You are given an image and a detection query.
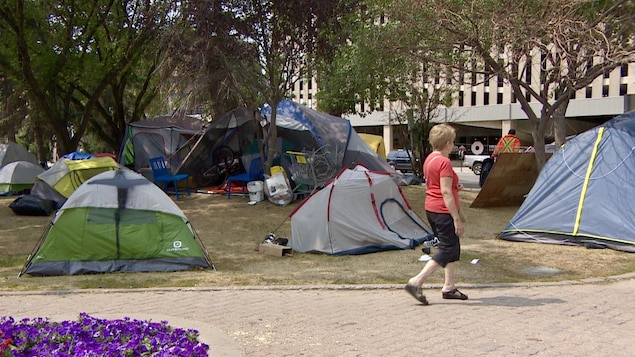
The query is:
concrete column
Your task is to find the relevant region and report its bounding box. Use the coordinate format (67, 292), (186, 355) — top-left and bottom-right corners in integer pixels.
(383, 125), (393, 152)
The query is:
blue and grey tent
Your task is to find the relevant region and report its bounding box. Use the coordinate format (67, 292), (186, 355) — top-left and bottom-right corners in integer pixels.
(498, 110), (635, 252)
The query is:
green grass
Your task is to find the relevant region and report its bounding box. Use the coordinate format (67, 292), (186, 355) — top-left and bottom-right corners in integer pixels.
(1, 188), (634, 292)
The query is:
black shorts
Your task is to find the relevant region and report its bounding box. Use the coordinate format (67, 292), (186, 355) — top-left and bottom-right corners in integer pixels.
(425, 211), (461, 267)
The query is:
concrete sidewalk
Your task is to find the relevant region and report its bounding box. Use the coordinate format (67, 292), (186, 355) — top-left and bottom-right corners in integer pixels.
(2, 275), (635, 356)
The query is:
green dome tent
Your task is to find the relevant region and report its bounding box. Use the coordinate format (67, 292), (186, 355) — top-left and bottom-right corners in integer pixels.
(20, 168), (213, 276)
(0, 161), (44, 194)
(498, 110), (635, 252)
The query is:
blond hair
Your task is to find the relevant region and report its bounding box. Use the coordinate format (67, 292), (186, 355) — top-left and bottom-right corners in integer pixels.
(428, 124), (456, 151)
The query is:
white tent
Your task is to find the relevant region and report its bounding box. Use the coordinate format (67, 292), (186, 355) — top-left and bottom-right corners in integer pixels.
(0, 161), (44, 194)
(290, 165), (433, 255)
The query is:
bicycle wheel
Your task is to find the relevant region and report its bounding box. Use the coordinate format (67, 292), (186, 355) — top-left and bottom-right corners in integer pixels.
(213, 146), (234, 168)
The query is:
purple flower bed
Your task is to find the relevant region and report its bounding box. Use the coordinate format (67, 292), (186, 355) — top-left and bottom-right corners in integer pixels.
(0, 313), (209, 356)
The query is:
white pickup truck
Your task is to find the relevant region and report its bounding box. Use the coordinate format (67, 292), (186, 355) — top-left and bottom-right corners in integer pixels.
(462, 154), (491, 175)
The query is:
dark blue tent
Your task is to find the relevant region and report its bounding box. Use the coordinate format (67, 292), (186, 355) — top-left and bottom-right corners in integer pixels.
(498, 110), (635, 252)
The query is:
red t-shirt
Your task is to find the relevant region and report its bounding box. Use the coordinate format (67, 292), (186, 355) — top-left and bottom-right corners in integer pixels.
(423, 153), (459, 214)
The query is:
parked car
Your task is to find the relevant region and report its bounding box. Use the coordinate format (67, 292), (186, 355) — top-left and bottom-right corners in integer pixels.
(462, 154), (491, 175)
(387, 149), (418, 172)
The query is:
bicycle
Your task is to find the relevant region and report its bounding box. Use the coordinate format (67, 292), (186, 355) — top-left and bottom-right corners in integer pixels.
(198, 146), (241, 186)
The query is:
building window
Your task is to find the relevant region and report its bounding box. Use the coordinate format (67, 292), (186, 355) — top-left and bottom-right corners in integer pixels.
(471, 91), (477, 106)
(586, 86), (592, 98)
(525, 65), (531, 84)
(497, 75), (504, 87)
(511, 93), (517, 103)
(540, 53), (547, 84)
(602, 85), (609, 97)
(497, 92), (503, 104)
(621, 64), (629, 77)
(458, 91), (464, 106)
(308, 77), (312, 90)
(603, 69), (610, 78)
(459, 71), (464, 84)
(525, 90), (531, 102)
(620, 84), (627, 96)
(300, 79), (303, 90)
(484, 92), (490, 105)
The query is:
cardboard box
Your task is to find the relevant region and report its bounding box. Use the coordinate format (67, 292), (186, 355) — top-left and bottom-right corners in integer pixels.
(259, 243), (293, 257)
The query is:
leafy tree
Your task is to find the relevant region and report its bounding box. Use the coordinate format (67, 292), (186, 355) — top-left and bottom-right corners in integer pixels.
(315, 1), (455, 177)
(219, 0), (351, 173)
(0, 0), (180, 157)
(387, 0), (635, 168)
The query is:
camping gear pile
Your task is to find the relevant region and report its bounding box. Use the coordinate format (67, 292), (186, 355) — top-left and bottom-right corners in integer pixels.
(143, 101), (393, 195)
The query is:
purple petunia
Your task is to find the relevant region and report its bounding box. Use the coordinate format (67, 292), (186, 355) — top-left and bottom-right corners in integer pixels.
(0, 313), (209, 356)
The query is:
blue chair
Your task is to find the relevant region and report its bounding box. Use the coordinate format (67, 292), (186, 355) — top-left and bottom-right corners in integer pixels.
(227, 156), (264, 199)
(149, 157), (191, 200)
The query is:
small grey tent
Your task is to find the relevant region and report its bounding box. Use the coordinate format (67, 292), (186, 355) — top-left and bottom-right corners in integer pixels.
(290, 165), (434, 255)
(0, 161), (44, 195)
(498, 110), (635, 252)
(0, 141), (39, 167)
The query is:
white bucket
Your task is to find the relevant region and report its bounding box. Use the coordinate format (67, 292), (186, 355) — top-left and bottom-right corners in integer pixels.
(247, 180), (264, 202)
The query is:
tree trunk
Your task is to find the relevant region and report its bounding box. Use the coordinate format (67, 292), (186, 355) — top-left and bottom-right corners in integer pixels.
(553, 100), (570, 150)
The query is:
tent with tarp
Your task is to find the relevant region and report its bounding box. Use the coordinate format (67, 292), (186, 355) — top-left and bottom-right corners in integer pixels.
(31, 156), (119, 208)
(118, 114), (206, 173)
(20, 168), (214, 276)
(260, 100), (392, 173)
(289, 165), (434, 255)
(498, 110), (635, 252)
(0, 141), (39, 167)
(176, 108), (258, 186)
(0, 161), (44, 195)
(175, 101), (393, 189)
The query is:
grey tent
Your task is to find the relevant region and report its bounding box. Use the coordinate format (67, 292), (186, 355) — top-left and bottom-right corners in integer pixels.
(118, 114), (206, 172)
(498, 110), (635, 252)
(0, 141), (39, 167)
(290, 165), (433, 255)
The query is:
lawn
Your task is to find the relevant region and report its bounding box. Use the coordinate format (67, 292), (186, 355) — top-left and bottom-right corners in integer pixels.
(1, 186), (634, 291)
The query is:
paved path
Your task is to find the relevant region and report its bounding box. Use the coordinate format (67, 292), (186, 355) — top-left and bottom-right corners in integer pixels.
(2, 275), (635, 356)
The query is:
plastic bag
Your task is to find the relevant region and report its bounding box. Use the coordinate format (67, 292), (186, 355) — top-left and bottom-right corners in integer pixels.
(264, 167), (293, 206)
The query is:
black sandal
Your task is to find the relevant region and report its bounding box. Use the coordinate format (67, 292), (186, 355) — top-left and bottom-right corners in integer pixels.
(404, 284), (429, 305)
(442, 288), (468, 300)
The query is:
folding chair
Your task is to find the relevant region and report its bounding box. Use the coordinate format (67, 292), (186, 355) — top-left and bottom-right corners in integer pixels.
(149, 157), (191, 200)
(227, 156), (264, 199)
